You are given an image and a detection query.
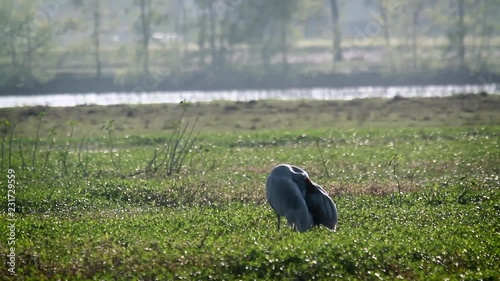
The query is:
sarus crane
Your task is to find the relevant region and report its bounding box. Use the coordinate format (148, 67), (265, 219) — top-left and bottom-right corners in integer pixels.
(265, 164), (338, 232)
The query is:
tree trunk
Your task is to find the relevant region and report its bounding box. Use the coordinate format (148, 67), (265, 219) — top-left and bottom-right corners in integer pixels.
(410, 2), (423, 69)
(198, 5), (207, 68)
(9, 40), (17, 67)
(93, 0), (102, 79)
(379, 0), (393, 72)
(279, 0), (291, 76)
(379, 0), (391, 46)
(9, 39), (18, 84)
(261, 40), (270, 74)
(174, 0), (180, 64)
(140, 0), (151, 73)
(181, 0), (187, 59)
(281, 19), (288, 75)
(218, 16), (227, 71)
(25, 24), (33, 85)
(209, 4), (216, 70)
(457, 0), (465, 69)
(329, 0), (343, 69)
(477, 0), (492, 69)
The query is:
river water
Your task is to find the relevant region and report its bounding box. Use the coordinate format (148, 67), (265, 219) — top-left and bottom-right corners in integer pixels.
(0, 84), (497, 108)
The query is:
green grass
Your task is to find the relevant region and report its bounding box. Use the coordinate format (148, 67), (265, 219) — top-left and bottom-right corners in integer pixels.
(1, 96), (499, 280)
(1, 93), (499, 138)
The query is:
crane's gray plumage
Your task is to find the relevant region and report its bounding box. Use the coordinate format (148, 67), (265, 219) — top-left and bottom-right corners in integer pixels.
(304, 178), (338, 230)
(266, 164), (338, 232)
(266, 164), (312, 232)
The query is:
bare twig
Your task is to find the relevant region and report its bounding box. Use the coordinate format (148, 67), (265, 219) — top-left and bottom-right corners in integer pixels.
(18, 136), (26, 170)
(1, 119), (8, 173)
(41, 129), (57, 177)
(197, 230), (210, 249)
(32, 113), (45, 175)
(61, 120), (75, 176)
(388, 154), (402, 205)
(315, 139), (331, 178)
(77, 135), (89, 178)
(7, 122), (18, 170)
(101, 120), (121, 175)
(141, 102), (199, 178)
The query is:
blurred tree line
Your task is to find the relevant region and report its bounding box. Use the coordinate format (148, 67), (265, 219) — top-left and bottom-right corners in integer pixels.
(0, 0), (499, 91)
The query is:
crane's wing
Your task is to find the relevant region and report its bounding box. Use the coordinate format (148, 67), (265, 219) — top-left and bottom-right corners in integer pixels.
(304, 181), (338, 231)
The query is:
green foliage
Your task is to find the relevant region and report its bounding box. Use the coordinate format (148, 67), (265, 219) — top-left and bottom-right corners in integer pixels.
(0, 0), (55, 87)
(141, 103), (200, 177)
(1, 118), (499, 279)
(0, 104), (200, 182)
(1, 0), (500, 88)
(101, 119), (121, 174)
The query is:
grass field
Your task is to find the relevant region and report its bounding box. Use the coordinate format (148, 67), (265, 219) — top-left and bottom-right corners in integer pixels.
(1, 94), (499, 280)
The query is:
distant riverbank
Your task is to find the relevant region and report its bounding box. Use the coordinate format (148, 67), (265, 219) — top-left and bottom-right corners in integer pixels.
(0, 83), (497, 108)
(1, 94), (499, 137)
(1, 69), (498, 97)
